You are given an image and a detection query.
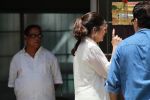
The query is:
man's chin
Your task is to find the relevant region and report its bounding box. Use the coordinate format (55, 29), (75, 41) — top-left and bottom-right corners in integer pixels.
(33, 45), (40, 49)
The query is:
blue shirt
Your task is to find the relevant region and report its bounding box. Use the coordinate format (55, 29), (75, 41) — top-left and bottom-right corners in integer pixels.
(105, 28), (150, 100)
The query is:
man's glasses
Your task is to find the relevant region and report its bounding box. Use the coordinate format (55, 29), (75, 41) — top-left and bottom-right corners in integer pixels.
(131, 18), (135, 23)
(131, 18), (135, 25)
(27, 34), (43, 38)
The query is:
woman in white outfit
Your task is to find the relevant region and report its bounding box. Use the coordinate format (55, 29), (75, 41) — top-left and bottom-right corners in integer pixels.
(71, 12), (121, 100)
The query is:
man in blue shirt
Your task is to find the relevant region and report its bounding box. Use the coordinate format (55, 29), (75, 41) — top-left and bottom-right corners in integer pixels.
(105, 1), (150, 100)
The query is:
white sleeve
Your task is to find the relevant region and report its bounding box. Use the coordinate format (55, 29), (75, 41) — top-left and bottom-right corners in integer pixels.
(86, 46), (110, 79)
(8, 56), (18, 88)
(51, 56), (63, 84)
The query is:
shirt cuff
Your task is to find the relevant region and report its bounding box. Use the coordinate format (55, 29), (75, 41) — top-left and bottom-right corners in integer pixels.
(8, 84), (14, 88)
(105, 82), (120, 94)
(54, 80), (63, 84)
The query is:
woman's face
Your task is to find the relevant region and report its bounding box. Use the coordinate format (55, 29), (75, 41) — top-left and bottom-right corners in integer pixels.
(94, 23), (108, 43)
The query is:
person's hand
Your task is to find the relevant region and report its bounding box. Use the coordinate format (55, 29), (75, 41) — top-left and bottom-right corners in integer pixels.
(111, 28), (122, 47)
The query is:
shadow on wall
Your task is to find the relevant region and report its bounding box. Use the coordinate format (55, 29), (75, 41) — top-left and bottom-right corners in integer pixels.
(56, 62), (74, 100)
(0, 80), (16, 100)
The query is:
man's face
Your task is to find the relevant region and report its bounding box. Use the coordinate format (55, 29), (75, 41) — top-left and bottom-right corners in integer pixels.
(25, 27), (42, 49)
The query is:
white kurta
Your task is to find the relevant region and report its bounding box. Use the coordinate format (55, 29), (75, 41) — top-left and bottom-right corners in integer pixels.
(8, 47), (63, 100)
(73, 37), (110, 100)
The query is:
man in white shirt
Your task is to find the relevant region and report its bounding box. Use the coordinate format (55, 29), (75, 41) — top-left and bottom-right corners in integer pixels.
(8, 24), (63, 100)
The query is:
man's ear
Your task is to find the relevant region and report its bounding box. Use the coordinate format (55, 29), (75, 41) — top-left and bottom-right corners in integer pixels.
(24, 35), (27, 39)
(134, 18), (138, 22)
(92, 27), (98, 33)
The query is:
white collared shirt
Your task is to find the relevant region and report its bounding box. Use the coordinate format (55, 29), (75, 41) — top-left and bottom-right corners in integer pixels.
(8, 47), (63, 100)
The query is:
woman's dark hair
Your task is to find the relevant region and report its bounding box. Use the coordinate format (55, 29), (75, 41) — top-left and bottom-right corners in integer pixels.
(24, 24), (42, 36)
(133, 1), (150, 28)
(71, 12), (105, 56)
